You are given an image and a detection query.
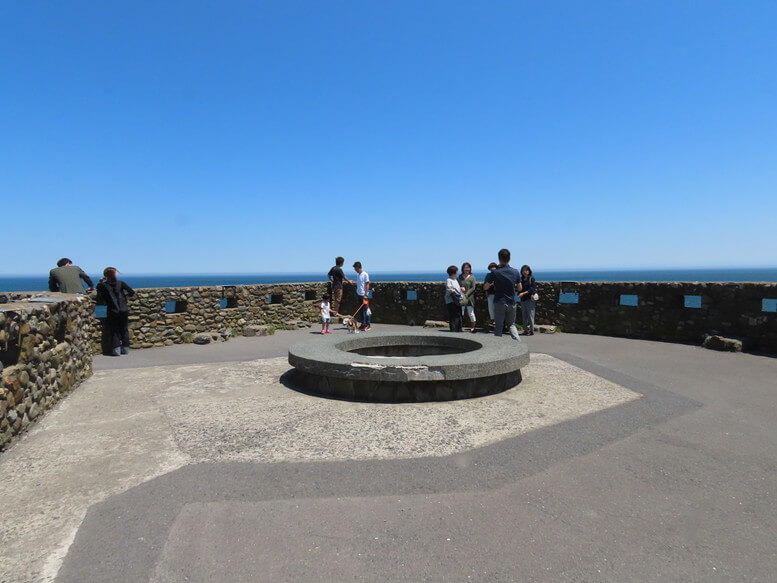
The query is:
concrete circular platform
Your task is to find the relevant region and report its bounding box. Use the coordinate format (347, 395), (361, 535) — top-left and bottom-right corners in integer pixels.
(287, 330), (530, 402)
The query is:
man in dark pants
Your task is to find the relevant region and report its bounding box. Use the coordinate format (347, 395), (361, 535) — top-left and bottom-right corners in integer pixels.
(49, 258), (94, 293)
(492, 248), (521, 341)
(353, 261), (371, 331)
(327, 257), (352, 315)
(95, 268), (135, 356)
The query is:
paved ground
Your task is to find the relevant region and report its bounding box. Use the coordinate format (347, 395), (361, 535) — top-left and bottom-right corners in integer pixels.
(1, 325), (776, 582)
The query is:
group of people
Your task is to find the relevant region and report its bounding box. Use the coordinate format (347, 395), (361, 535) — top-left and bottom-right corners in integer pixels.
(49, 251), (534, 353)
(445, 248), (536, 340)
(324, 250), (536, 341)
(49, 258), (134, 356)
(324, 257), (372, 332)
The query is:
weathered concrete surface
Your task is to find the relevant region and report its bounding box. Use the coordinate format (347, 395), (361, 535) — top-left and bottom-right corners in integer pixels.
(1, 326), (777, 582)
(0, 344), (636, 582)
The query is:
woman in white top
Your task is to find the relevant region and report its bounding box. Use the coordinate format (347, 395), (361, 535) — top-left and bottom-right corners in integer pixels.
(445, 265), (464, 332)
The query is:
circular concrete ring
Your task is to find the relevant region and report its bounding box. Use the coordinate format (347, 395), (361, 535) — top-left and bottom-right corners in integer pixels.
(288, 330), (530, 402)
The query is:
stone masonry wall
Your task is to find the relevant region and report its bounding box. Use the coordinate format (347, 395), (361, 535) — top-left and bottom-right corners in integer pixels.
(5, 280), (777, 354)
(98, 283), (329, 349)
(336, 281), (777, 354)
(1, 279), (774, 446)
(0, 294), (94, 451)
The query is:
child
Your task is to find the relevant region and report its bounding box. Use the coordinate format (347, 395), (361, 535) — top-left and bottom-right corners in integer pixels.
(320, 294), (333, 334)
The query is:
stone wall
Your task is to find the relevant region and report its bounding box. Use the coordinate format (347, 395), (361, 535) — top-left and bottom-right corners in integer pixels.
(5, 280), (776, 354)
(0, 294), (94, 450)
(534, 281), (777, 353)
(336, 281), (777, 354)
(92, 283), (329, 349)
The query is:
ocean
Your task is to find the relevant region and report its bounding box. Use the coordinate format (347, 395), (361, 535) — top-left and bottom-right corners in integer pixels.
(1, 268), (776, 292)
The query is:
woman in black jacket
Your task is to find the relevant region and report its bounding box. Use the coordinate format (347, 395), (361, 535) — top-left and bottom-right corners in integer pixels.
(96, 267), (135, 356)
(517, 264), (537, 335)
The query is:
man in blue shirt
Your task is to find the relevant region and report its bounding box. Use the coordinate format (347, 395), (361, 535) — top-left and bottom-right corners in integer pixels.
(492, 248), (521, 340)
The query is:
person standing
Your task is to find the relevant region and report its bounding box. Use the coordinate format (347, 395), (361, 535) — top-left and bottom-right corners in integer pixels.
(353, 261), (371, 331)
(457, 262), (477, 333)
(95, 267), (135, 356)
(517, 264), (537, 335)
(492, 249), (521, 341)
(48, 258), (94, 293)
(327, 257), (352, 314)
(445, 265), (464, 332)
(320, 293), (333, 334)
(482, 262), (498, 328)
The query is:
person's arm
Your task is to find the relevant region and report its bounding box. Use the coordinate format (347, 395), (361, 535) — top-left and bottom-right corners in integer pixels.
(48, 272), (59, 292)
(121, 281), (135, 298)
(79, 269), (94, 290)
(465, 276), (476, 299)
(95, 283), (106, 305)
(364, 276), (370, 295)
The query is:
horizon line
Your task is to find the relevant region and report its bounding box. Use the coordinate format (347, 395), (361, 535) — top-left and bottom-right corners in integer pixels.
(3, 265), (777, 277)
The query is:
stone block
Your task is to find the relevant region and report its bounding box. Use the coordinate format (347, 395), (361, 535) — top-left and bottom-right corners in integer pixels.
(193, 331), (223, 345)
(535, 325), (557, 334)
(423, 320), (448, 329)
(244, 325), (271, 337)
(702, 334), (743, 352)
(192, 333), (212, 345)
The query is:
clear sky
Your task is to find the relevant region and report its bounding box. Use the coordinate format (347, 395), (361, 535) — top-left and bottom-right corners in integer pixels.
(2, 1), (775, 275)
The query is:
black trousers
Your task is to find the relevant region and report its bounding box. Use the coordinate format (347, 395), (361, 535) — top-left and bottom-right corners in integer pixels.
(447, 301), (462, 332)
(106, 312), (130, 350)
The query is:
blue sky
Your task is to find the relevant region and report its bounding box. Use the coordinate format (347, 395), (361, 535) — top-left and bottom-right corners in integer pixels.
(2, 1), (775, 275)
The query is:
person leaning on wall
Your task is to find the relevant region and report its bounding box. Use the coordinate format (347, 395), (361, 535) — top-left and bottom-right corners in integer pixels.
(95, 267), (135, 356)
(48, 258), (94, 293)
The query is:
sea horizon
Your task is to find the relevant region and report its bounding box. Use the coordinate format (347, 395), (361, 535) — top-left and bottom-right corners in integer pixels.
(2, 267), (777, 292)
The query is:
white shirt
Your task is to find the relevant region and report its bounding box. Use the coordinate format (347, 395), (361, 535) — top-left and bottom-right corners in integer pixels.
(356, 271), (369, 296)
(320, 301), (331, 319)
(445, 277), (463, 304)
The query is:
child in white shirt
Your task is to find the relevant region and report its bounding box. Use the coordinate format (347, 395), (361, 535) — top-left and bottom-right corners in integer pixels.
(320, 294), (332, 334)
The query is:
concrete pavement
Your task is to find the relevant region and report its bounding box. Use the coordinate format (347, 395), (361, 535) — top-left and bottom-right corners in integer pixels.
(1, 325), (776, 582)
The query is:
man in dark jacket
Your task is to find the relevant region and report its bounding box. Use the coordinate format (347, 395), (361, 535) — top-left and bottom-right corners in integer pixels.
(49, 258), (94, 293)
(492, 248), (521, 341)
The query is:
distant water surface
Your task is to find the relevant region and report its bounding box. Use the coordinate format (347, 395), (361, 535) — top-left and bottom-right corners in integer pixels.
(2, 268), (776, 292)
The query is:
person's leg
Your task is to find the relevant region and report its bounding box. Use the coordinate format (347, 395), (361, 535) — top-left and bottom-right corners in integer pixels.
(520, 302), (529, 333)
(447, 302), (458, 331)
(107, 314), (121, 355)
(119, 313), (130, 353)
(493, 302), (505, 337)
(332, 287), (342, 314)
(487, 295), (495, 323)
(455, 304), (463, 331)
(506, 304), (521, 340)
(357, 295), (370, 328)
(527, 299), (536, 334)
(465, 305), (476, 332)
